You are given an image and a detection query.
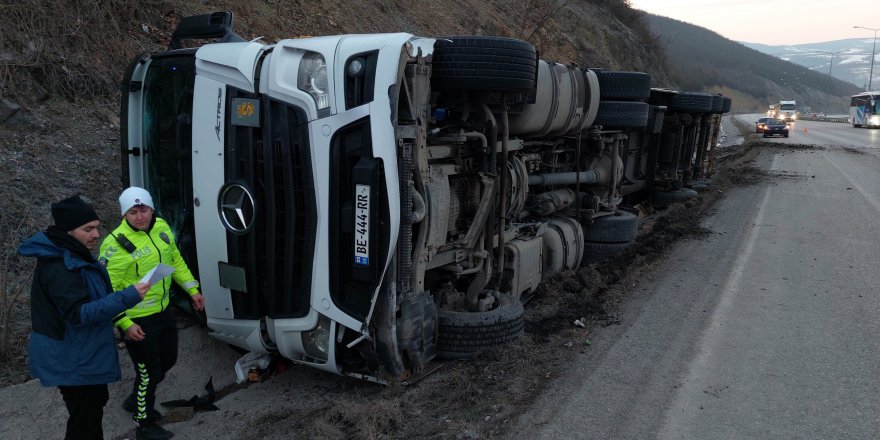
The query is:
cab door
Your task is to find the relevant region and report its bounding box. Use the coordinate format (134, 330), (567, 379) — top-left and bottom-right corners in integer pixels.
(120, 50), (201, 302)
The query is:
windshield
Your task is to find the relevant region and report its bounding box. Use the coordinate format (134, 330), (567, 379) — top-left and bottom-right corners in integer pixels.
(779, 104), (796, 110)
(771, 119), (786, 124)
(140, 54), (196, 232)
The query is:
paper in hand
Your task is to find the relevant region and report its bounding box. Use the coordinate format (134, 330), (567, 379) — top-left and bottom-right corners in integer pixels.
(140, 263), (175, 285)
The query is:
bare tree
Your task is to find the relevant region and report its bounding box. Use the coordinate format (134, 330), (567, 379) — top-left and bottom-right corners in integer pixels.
(516, 0), (571, 42)
(0, 219), (31, 362)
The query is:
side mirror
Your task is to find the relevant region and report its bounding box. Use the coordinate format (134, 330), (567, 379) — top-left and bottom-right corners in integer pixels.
(168, 12), (245, 50)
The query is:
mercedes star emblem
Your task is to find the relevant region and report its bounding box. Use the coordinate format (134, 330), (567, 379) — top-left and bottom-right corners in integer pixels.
(219, 183), (255, 234)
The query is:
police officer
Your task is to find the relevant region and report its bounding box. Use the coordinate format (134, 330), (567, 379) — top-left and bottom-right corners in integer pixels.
(18, 195), (150, 440)
(99, 187), (204, 440)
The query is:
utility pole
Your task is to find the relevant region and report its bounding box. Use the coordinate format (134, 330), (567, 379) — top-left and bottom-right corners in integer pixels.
(853, 26), (879, 90)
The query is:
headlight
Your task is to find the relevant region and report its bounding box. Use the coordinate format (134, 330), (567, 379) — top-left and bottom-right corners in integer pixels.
(298, 52), (330, 112)
(302, 314), (331, 361)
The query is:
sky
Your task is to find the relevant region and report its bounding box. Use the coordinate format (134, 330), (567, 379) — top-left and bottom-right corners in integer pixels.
(628, 0), (880, 46)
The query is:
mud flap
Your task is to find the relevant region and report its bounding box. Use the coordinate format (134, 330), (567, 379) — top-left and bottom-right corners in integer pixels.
(394, 291), (437, 374)
(373, 284), (438, 379)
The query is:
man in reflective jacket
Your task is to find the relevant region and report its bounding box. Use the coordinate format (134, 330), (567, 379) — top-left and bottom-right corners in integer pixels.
(18, 195), (149, 440)
(99, 187), (204, 440)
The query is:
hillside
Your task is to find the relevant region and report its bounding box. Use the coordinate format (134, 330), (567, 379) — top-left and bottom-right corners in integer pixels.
(0, 0), (673, 383)
(740, 38), (877, 89)
(646, 14), (861, 114)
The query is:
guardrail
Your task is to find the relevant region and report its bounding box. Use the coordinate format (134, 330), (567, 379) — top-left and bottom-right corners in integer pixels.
(797, 116), (849, 123)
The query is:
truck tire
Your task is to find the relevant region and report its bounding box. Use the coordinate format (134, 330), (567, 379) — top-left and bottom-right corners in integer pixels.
(437, 292), (525, 360)
(653, 188), (698, 209)
(721, 96), (732, 113)
(711, 94), (723, 113)
(669, 91), (713, 113)
(593, 70), (651, 100)
(581, 241), (630, 265)
(689, 178), (712, 191)
(593, 101), (649, 128)
(581, 210), (639, 243)
(432, 36), (537, 92)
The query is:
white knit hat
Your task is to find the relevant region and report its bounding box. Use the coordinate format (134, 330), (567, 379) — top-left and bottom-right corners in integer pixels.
(119, 186), (154, 216)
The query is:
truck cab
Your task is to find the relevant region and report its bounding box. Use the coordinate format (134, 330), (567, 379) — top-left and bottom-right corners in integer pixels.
(778, 100), (797, 122)
(123, 12), (445, 380)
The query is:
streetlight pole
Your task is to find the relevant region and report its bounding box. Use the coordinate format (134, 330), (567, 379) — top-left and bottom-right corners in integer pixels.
(854, 26), (879, 90)
(815, 50), (844, 75)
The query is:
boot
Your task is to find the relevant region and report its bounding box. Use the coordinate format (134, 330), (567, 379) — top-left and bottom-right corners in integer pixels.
(123, 393), (163, 421)
(136, 422), (174, 440)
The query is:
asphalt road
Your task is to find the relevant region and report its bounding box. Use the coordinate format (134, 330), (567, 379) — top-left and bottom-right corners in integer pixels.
(516, 117), (880, 439)
(745, 114), (880, 148)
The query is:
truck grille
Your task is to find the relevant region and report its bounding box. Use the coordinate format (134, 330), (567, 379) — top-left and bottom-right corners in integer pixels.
(225, 90), (316, 319)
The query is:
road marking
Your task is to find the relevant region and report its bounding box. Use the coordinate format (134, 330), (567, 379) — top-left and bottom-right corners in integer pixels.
(823, 152), (880, 215)
(658, 155), (776, 438)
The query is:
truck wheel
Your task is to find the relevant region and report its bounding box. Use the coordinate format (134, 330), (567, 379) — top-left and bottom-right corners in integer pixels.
(669, 91), (714, 113)
(593, 70), (651, 100)
(581, 241), (630, 265)
(593, 101), (649, 128)
(581, 210), (639, 243)
(653, 188), (698, 209)
(721, 96), (732, 113)
(689, 178), (712, 191)
(432, 36), (537, 92)
(437, 292), (525, 360)
(710, 94), (723, 113)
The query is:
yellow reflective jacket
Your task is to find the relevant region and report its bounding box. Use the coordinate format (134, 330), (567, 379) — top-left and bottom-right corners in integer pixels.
(99, 217), (199, 331)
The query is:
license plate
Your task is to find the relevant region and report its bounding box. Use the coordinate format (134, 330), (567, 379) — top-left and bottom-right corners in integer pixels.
(354, 184), (370, 266)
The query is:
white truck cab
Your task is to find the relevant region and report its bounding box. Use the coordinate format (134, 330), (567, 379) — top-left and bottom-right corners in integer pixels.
(778, 100), (798, 122)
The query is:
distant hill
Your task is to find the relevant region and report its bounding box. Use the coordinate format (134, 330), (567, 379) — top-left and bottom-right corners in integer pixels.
(645, 14), (861, 114)
(740, 38), (877, 88)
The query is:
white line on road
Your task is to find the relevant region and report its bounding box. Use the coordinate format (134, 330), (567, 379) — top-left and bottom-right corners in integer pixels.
(822, 152), (880, 215)
(658, 155), (777, 438)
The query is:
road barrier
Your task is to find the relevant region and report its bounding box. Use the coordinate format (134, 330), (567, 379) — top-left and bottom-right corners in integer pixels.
(798, 115), (849, 123)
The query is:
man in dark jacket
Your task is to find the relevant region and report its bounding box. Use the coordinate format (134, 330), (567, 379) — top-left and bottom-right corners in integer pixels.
(18, 195), (149, 440)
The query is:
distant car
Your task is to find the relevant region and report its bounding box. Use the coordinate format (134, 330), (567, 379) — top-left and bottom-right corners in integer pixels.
(762, 119), (789, 138)
(755, 117), (773, 133)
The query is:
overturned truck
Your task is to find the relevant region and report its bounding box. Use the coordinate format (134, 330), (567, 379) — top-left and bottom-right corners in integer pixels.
(120, 12), (730, 381)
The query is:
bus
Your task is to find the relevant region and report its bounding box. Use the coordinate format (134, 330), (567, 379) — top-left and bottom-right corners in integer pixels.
(850, 91), (880, 128)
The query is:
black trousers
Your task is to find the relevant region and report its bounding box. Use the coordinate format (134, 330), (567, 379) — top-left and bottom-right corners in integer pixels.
(124, 308), (178, 424)
(59, 383), (109, 440)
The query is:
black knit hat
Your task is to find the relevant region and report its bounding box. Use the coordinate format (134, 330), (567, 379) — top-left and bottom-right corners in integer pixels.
(51, 195), (99, 231)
